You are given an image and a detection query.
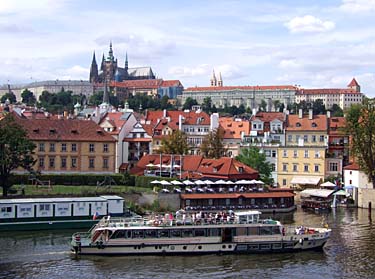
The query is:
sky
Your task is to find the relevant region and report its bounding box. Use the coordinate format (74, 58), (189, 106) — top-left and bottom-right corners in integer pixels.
(1, 0), (375, 95)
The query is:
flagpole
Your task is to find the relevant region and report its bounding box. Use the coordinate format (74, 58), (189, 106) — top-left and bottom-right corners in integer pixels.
(159, 153), (162, 177)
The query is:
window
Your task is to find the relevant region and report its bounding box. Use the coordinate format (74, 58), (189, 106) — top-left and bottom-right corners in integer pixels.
(1, 207), (12, 213)
(320, 135), (325, 142)
(303, 135), (308, 142)
(71, 143), (77, 152)
(329, 162), (338, 172)
(71, 157), (77, 168)
(293, 150), (298, 158)
(283, 150), (287, 157)
(49, 157), (55, 168)
(103, 158), (108, 169)
(282, 164), (288, 172)
(296, 135), (300, 142)
(39, 157), (44, 168)
(103, 144), (108, 153)
(271, 150), (277, 158)
(312, 135), (316, 143)
(314, 165), (319, 172)
(39, 204), (50, 211)
(304, 164), (309, 172)
(61, 143), (67, 152)
(89, 144), (95, 152)
(315, 151), (320, 158)
(304, 150), (309, 158)
(89, 158), (95, 168)
(49, 143), (55, 152)
(282, 179), (287, 186)
(61, 157), (67, 168)
(271, 164), (276, 171)
(293, 164), (298, 172)
(39, 143), (45, 152)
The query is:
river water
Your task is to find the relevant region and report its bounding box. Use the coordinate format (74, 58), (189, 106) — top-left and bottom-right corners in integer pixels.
(0, 208), (375, 279)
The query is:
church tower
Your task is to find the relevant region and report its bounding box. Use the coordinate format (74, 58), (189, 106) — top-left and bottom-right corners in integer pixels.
(217, 72), (223, 87)
(89, 51), (99, 83)
(210, 69), (217, 86)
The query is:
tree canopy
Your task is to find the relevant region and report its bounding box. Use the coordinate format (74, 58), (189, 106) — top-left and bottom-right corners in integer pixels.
(183, 97), (198, 110)
(0, 114), (36, 196)
(0, 92), (17, 104)
(159, 130), (190, 155)
(21, 89), (36, 105)
(345, 99), (375, 188)
(200, 128), (226, 159)
(235, 146), (273, 185)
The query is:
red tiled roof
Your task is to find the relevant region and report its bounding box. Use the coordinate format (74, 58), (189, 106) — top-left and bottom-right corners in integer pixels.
(343, 163), (360, 170)
(296, 88), (358, 95)
(180, 192), (294, 200)
(197, 157), (258, 178)
(286, 114), (327, 131)
(99, 112), (128, 135)
(329, 117), (346, 136)
(110, 79), (163, 89)
(251, 112), (285, 123)
(161, 80), (182, 87)
(219, 117), (250, 139)
(146, 110), (211, 126)
(15, 116), (115, 142)
(348, 78), (359, 87)
(185, 85), (298, 92)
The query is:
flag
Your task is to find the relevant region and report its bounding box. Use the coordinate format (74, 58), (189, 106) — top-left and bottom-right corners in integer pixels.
(93, 211), (100, 220)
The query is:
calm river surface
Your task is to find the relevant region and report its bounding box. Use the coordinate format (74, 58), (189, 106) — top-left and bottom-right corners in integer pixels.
(1, 208), (375, 279)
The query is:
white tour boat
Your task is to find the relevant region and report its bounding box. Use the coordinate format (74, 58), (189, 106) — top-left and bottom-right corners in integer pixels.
(71, 210), (331, 255)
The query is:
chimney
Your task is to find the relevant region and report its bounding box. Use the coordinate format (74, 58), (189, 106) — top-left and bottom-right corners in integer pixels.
(163, 109), (167, 118)
(298, 109), (303, 119)
(308, 109), (313, 120)
(252, 108), (257, 116)
(327, 110), (331, 119)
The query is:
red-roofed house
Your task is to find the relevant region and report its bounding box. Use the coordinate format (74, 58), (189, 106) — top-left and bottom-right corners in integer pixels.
(219, 117), (250, 157)
(14, 114), (116, 174)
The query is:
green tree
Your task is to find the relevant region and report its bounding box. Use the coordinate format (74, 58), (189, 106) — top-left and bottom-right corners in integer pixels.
(345, 100), (375, 188)
(200, 128), (226, 159)
(21, 89), (36, 105)
(183, 97), (198, 110)
(331, 104), (344, 117)
(160, 95), (172, 110)
(0, 114), (36, 197)
(235, 146), (273, 185)
(159, 130), (190, 155)
(202, 97), (213, 113)
(0, 92), (17, 104)
(273, 100), (281, 112)
(259, 99), (267, 112)
(312, 99), (326, 115)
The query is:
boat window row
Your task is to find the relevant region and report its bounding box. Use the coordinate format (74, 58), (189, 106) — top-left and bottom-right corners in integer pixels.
(109, 226), (281, 239)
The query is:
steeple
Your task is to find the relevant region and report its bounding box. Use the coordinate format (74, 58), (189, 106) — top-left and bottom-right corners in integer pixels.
(108, 41), (114, 60)
(89, 51), (99, 83)
(210, 69), (217, 86)
(100, 53), (105, 71)
(125, 52), (128, 71)
(217, 72), (223, 87)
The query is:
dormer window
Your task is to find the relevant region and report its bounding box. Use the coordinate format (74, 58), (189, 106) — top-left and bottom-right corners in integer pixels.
(312, 122), (317, 127)
(49, 129), (56, 134)
(238, 167), (244, 173)
(33, 128), (39, 133)
(296, 122), (301, 127)
(71, 129), (78, 134)
(213, 167), (217, 173)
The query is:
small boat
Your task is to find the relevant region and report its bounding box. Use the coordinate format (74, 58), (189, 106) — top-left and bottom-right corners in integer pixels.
(71, 210), (331, 255)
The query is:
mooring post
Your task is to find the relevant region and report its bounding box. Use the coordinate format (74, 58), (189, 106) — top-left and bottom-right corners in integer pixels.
(369, 202), (372, 220)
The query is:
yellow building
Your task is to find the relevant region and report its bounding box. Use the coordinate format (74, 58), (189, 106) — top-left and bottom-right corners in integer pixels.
(16, 116), (116, 174)
(278, 110), (328, 188)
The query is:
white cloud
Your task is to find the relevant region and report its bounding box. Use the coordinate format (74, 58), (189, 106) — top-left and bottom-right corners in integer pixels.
(285, 15), (335, 33)
(340, 0), (375, 13)
(60, 65), (89, 80)
(168, 64), (211, 78)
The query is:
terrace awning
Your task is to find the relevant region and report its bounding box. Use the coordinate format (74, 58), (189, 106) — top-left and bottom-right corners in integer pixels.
(290, 176), (321, 185)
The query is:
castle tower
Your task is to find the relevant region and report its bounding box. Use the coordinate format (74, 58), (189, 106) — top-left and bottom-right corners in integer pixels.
(89, 51), (99, 83)
(217, 72), (223, 87)
(210, 69), (217, 86)
(347, 78), (361, 92)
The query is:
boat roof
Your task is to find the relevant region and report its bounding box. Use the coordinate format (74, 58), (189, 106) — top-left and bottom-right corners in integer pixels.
(300, 189), (335, 198)
(0, 196), (118, 204)
(234, 210), (262, 216)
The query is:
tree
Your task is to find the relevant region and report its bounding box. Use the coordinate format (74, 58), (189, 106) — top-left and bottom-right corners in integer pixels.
(183, 97), (198, 110)
(200, 128), (226, 159)
(21, 89), (36, 105)
(331, 104), (344, 117)
(273, 100), (281, 112)
(312, 99), (326, 115)
(345, 100), (375, 188)
(259, 99), (267, 112)
(235, 146), (273, 185)
(0, 92), (17, 104)
(0, 114), (36, 197)
(202, 97), (213, 113)
(159, 130), (190, 155)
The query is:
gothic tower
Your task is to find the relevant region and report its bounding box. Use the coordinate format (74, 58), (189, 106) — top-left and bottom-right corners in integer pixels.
(89, 51), (99, 83)
(210, 69), (217, 86)
(217, 72), (223, 87)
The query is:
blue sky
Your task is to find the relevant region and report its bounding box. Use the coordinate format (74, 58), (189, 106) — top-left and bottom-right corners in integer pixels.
(1, 0), (375, 95)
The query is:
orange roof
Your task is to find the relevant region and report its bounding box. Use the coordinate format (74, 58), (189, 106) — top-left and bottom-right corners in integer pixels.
(343, 163), (360, 170)
(219, 117), (250, 139)
(329, 117), (346, 136)
(99, 112), (129, 135)
(197, 157), (258, 178)
(180, 192), (294, 200)
(15, 116), (115, 142)
(296, 88), (358, 95)
(146, 110), (211, 126)
(185, 85), (298, 92)
(161, 80), (182, 87)
(251, 112), (285, 123)
(348, 78), (359, 87)
(286, 114), (327, 131)
(110, 79), (162, 89)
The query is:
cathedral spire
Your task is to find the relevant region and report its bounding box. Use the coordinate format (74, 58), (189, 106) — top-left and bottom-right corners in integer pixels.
(217, 72), (223, 87)
(108, 41), (113, 60)
(89, 51), (99, 83)
(100, 53), (105, 71)
(210, 69), (217, 86)
(125, 52), (128, 71)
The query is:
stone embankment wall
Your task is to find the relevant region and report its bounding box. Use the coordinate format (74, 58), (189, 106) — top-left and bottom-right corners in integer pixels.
(357, 188), (375, 208)
(158, 193), (181, 211)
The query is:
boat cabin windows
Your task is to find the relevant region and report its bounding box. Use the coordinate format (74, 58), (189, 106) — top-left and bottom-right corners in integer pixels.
(259, 226), (273, 235)
(170, 230), (181, 237)
(236, 227), (247, 236)
(194, 229), (205, 237)
(39, 204), (51, 211)
(144, 230), (157, 238)
(182, 229), (194, 237)
(158, 230), (169, 238)
(0, 206), (12, 213)
(133, 230), (144, 238)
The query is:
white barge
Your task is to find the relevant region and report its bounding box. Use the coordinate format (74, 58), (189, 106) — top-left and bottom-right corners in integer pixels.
(0, 195), (124, 231)
(71, 210), (331, 255)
